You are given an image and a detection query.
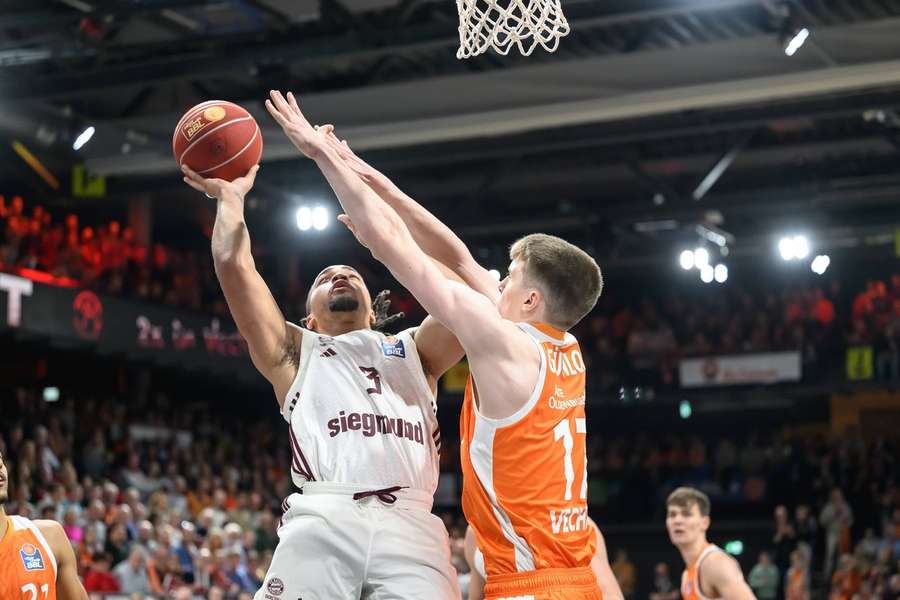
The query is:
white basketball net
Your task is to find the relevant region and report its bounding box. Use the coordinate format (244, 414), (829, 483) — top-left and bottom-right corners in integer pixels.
(456, 0), (570, 59)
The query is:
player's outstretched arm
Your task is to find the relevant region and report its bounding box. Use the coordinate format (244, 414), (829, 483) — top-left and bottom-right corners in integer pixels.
(320, 129), (499, 303)
(267, 89), (536, 418)
(464, 526), (485, 600)
(703, 552), (758, 600)
(36, 520), (88, 600)
(182, 165), (297, 401)
(589, 520), (625, 600)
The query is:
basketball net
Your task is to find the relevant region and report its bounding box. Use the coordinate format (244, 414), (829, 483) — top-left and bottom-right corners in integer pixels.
(456, 0), (570, 59)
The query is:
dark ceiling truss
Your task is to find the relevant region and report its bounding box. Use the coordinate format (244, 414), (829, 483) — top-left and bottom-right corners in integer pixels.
(5, 0), (900, 106)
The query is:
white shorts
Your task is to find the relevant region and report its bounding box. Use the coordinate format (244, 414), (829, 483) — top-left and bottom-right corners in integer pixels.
(254, 482), (461, 600)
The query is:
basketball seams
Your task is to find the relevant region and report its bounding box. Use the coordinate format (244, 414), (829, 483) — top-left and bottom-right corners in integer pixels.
(196, 124), (260, 175)
(176, 116), (253, 166)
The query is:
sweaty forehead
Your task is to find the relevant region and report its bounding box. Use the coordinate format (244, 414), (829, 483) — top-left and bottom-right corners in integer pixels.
(314, 265), (360, 283)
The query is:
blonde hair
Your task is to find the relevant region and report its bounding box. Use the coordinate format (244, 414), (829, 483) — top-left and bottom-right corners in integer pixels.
(666, 487), (711, 517)
(509, 234), (603, 329)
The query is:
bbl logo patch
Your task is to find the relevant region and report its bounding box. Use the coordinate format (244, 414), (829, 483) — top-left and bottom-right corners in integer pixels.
(20, 543), (45, 571)
(266, 577), (284, 596)
(381, 336), (405, 358)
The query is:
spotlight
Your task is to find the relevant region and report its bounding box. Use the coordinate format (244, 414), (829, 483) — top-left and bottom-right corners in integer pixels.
(714, 264), (728, 283)
(700, 265), (714, 283)
(784, 28), (809, 57)
(295, 206), (312, 231)
(311, 205), (329, 231)
(694, 248), (710, 269)
(72, 126), (95, 151)
(778, 235), (809, 261)
(488, 269), (501, 281)
(679, 250), (695, 270)
(811, 255), (830, 275)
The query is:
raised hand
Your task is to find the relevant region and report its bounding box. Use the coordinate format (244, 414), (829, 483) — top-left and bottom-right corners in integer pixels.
(182, 164), (259, 200)
(264, 90), (325, 159)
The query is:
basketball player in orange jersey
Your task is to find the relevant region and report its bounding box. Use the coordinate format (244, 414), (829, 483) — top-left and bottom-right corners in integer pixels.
(268, 89), (603, 600)
(0, 450), (89, 600)
(665, 488), (756, 600)
(464, 518), (623, 600)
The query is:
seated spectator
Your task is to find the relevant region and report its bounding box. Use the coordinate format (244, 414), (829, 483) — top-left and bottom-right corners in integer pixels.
(113, 547), (152, 595)
(83, 552), (119, 594)
(648, 562), (678, 600)
(748, 551), (779, 600)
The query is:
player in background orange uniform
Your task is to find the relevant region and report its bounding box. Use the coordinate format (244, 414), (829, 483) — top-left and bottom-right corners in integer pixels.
(267, 89), (605, 599)
(665, 487), (756, 600)
(0, 449), (88, 600)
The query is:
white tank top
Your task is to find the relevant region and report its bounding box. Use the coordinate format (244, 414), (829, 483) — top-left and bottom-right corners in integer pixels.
(281, 324), (440, 494)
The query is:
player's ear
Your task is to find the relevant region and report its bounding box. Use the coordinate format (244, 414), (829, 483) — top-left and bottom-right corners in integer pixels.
(304, 315), (317, 332)
(368, 308), (376, 329)
(701, 515), (710, 532)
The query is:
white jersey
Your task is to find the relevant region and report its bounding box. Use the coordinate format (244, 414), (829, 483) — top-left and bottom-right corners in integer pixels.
(281, 324), (441, 494)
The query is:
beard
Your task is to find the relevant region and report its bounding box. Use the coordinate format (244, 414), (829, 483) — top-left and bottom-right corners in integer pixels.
(328, 295), (360, 313)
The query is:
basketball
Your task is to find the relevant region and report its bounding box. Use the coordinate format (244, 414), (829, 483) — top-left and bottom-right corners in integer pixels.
(172, 100), (263, 181)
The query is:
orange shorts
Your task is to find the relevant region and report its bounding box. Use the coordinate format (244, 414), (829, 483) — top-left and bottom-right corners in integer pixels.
(484, 566), (602, 600)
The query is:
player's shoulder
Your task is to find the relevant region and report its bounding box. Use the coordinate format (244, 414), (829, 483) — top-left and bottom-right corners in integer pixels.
(700, 548), (742, 581)
(32, 519), (65, 541)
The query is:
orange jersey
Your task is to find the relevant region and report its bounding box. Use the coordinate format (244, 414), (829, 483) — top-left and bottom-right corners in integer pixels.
(681, 545), (723, 600)
(460, 322), (595, 580)
(0, 516), (58, 600)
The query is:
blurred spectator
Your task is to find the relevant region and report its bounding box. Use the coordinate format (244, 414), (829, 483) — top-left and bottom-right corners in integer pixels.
(748, 551), (779, 600)
(821, 488), (854, 577)
(648, 562), (678, 600)
(113, 547), (151, 595)
(611, 548), (637, 599)
(83, 552), (119, 593)
(784, 551), (809, 600)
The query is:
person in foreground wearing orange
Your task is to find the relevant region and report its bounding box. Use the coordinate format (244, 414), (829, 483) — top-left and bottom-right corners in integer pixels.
(0, 449), (89, 600)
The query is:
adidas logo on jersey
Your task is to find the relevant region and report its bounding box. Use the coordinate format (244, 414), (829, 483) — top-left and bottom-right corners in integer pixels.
(320, 348), (337, 358)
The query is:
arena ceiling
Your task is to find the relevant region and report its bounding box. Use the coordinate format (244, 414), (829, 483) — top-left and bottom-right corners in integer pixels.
(2, 0), (900, 267)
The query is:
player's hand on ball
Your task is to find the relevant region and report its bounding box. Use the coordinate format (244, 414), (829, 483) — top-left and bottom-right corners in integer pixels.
(265, 90), (325, 159)
(182, 164), (259, 200)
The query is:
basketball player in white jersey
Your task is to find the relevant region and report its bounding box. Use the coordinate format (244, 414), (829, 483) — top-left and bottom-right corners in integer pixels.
(0, 449), (89, 600)
(181, 163), (466, 598)
(268, 90), (605, 599)
(665, 487), (756, 600)
(464, 519), (623, 600)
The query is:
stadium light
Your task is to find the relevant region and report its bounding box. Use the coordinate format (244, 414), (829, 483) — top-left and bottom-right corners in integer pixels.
(679, 250), (695, 270)
(43, 386), (60, 402)
(724, 540), (744, 556)
(312, 205), (329, 231)
(72, 126), (95, 151)
(488, 269), (501, 281)
(714, 264), (728, 283)
(811, 254), (830, 275)
(700, 264), (714, 283)
(679, 400), (692, 419)
(694, 247), (710, 269)
(778, 235), (809, 261)
(295, 206), (312, 231)
(784, 28), (809, 57)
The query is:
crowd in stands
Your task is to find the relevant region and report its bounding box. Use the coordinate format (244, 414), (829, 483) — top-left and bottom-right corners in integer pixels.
(2, 378), (898, 599)
(2, 195), (900, 392)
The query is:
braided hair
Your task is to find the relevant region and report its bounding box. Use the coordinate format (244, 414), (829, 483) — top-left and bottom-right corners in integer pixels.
(300, 289), (404, 333)
(372, 289), (405, 332)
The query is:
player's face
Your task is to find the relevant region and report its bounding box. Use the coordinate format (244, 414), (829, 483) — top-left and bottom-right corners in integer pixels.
(666, 502), (709, 547)
(496, 260), (535, 321)
(307, 265), (374, 327)
(0, 452), (8, 504)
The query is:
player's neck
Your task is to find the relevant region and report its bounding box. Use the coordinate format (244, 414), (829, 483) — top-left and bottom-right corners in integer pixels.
(317, 315), (370, 337)
(678, 537), (709, 568)
(0, 506), (8, 541)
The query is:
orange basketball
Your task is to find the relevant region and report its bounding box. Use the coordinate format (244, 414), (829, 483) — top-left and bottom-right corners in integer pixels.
(173, 100), (263, 182)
